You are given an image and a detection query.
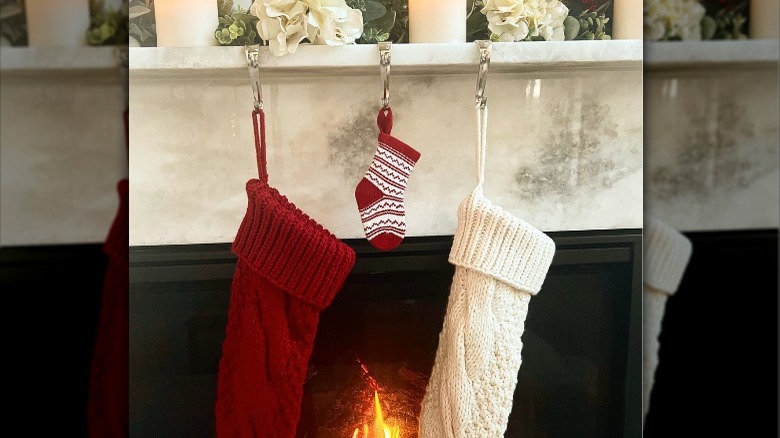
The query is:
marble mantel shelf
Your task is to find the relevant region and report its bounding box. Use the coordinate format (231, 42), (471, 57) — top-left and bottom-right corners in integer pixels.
(129, 40), (642, 78)
(0, 46), (125, 76)
(645, 40), (779, 72)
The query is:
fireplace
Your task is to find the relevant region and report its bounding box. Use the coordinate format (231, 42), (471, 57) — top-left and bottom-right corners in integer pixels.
(129, 230), (641, 437)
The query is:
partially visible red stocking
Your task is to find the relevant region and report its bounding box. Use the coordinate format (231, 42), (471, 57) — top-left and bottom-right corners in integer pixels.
(215, 109), (356, 437)
(87, 109), (129, 437)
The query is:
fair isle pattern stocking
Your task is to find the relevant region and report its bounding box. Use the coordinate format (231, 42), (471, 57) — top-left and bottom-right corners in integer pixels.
(355, 107), (421, 251)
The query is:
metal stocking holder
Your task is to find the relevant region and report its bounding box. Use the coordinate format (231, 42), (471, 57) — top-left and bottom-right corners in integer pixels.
(245, 44), (264, 111)
(475, 40), (492, 109)
(379, 41), (391, 109)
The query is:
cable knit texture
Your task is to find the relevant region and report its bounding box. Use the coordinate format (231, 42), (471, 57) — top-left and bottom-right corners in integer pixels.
(642, 216), (693, 424)
(419, 186), (556, 438)
(216, 109), (356, 437)
(88, 109), (129, 438)
(88, 178), (129, 438)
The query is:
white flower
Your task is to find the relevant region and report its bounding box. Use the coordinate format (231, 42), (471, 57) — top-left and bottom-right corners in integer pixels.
(250, 0), (363, 56)
(481, 0), (568, 42)
(251, 0), (311, 56)
(643, 0), (706, 41)
(308, 0), (363, 46)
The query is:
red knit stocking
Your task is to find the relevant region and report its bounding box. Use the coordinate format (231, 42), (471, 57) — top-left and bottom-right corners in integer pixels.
(87, 109), (129, 437)
(215, 109), (355, 437)
(355, 107), (421, 251)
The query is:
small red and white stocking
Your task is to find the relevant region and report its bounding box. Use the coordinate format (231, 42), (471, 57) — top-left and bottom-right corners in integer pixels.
(354, 107), (421, 251)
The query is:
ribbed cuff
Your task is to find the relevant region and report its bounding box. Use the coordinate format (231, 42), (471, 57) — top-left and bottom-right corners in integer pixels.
(103, 179), (128, 263)
(643, 216), (693, 295)
(449, 188), (556, 295)
(232, 180), (356, 310)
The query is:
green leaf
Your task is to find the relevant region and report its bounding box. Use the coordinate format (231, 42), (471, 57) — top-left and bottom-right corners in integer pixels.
(701, 15), (717, 40)
(361, 0), (387, 22)
(128, 5), (151, 19)
(217, 0), (234, 17)
(563, 16), (580, 40)
(0, 3), (24, 20)
(346, 0), (366, 11)
(129, 22), (143, 37)
(234, 13), (258, 23)
(365, 9), (396, 34)
(592, 0), (610, 14)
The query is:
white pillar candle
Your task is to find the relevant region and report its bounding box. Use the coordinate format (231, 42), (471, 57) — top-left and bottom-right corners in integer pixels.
(750, 0), (779, 39)
(408, 0), (466, 43)
(155, 0), (219, 47)
(26, 0), (90, 47)
(612, 0), (643, 39)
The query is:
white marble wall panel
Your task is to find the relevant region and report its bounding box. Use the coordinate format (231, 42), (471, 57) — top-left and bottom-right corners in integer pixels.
(129, 69), (643, 245)
(645, 67), (780, 231)
(0, 74), (126, 245)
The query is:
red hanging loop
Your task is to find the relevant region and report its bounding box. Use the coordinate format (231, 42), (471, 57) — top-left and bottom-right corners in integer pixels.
(377, 106), (393, 134)
(252, 109), (268, 183)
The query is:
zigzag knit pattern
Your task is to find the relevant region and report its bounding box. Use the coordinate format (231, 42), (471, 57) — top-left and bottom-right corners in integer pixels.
(355, 108), (420, 251)
(419, 187), (556, 438)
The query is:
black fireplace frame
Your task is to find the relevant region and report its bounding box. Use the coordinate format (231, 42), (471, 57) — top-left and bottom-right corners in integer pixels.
(3, 228), (776, 436)
(127, 228), (643, 437)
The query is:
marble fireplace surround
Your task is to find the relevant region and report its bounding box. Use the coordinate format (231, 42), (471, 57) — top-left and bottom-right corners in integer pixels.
(644, 41), (780, 232)
(4, 41), (775, 246)
(128, 41), (644, 246)
(0, 47), (126, 246)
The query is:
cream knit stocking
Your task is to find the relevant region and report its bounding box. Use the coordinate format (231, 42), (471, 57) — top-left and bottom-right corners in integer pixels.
(642, 216), (692, 424)
(419, 105), (556, 438)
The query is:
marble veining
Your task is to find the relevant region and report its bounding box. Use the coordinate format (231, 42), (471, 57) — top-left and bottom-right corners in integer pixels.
(513, 90), (640, 201)
(645, 68), (779, 231)
(328, 76), (436, 181)
(129, 67), (643, 245)
(327, 101), (382, 181)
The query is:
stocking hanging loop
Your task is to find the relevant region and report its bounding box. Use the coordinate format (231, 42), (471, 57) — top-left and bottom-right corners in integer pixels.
(474, 40), (492, 186)
(252, 109), (268, 183)
(377, 106), (393, 134)
(245, 45), (268, 182)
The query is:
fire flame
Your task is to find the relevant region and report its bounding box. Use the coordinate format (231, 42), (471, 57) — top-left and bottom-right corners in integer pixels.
(352, 391), (400, 438)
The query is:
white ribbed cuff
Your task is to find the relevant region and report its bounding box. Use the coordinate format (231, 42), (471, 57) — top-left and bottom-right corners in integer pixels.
(643, 216), (693, 295)
(449, 188), (556, 295)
